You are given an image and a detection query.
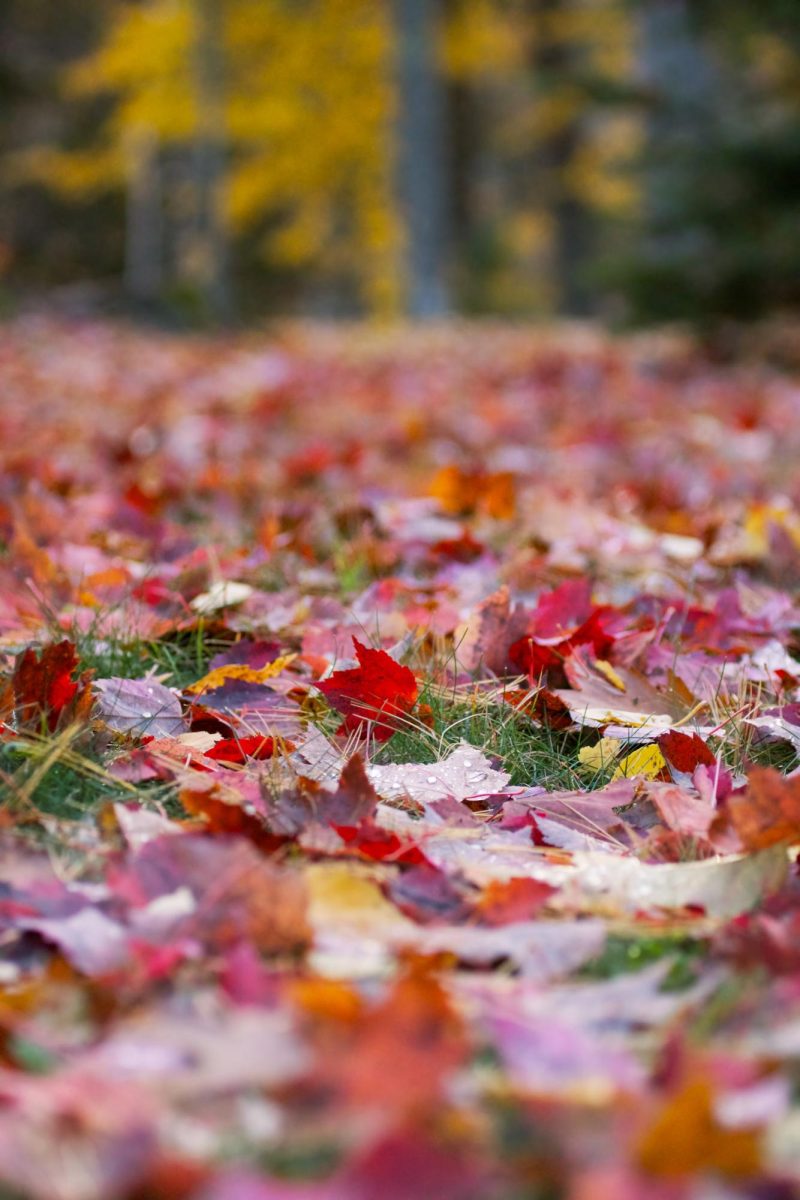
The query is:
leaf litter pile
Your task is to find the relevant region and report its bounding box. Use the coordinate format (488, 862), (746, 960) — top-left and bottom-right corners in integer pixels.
(2, 318), (800, 1198)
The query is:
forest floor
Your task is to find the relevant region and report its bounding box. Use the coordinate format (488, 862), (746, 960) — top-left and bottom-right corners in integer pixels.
(0, 316), (799, 1199)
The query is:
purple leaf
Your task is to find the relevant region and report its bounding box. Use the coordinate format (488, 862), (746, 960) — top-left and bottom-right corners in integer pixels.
(94, 676), (186, 738)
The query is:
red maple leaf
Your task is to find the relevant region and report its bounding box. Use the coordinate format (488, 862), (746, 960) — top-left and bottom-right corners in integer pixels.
(507, 580), (618, 682)
(12, 640), (91, 732)
(204, 735), (278, 764)
(335, 822), (429, 866)
(658, 730), (716, 775)
(317, 640), (418, 741)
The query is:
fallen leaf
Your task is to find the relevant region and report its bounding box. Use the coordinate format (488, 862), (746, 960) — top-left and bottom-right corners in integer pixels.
(612, 744), (668, 781)
(185, 653), (295, 696)
(637, 1077), (762, 1179)
(456, 585), (529, 675)
(490, 1010), (644, 1097)
(577, 737), (623, 777)
(430, 464), (515, 520)
(94, 676), (186, 738)
(179, 779), (281, 853)
(730, 767), (800, 850)
(324, 753), (382, 826)
(592, 658), (626, 691)
(19, 908), (129, 977)
(109, 834), (311, 954)
(647, 782), (717, 840)
(12, 641), (91, 732)
(475, 876), (556, 925)
(190, 581), (254, 614)
(658, 729), (717, 775)
(517, 777), (638, 837)
(385, 865), (473, 925)
(368, 741), (511, 811)
(87, 1007), (309, 1099)
(316, 640), (417, 741)
(203, 735), (278, 763)
(309, 961), (468, 1113)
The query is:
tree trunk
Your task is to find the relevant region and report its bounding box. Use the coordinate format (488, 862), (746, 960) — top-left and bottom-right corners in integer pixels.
(532, 0), (592, 317)
(447, 76), (479, 263)
(393, 0), (451, 317)
(191, 0), (232, 323)
(637, 0), (716, 224)
(124, 125), (163, 309)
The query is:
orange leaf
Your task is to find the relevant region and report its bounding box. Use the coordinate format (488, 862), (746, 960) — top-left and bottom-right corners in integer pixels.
(730, 766), (800, 850)
(430, 465), (515, 519)
(637, 1077), (762, 1179)
(310, 962), (467, 1114)
(476, 877), (556, 925)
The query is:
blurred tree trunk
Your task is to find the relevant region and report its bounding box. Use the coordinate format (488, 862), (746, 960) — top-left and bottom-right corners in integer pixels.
(531, 0), (592, 316)
(393, 0), (451, 317)
(191, 0), (232, 323)
(637, 0), (715, 222)
(124, 126), (163, 309)
(447, 75), (479, 280)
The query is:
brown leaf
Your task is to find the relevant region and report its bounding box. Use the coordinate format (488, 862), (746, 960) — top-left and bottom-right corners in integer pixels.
(179, 780), (284, 854)
(324, 753), (381, 826)
(458, 585), (528, 675)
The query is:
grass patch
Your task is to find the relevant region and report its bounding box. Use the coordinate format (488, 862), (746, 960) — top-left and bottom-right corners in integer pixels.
(735, 733), (797, 775)
(371, 679), (606, 791)
(0, 732), (172, 822)
(256, 1140), (342, 1182)
(580, 933), (707, 990)
(72, 621), (225, 690)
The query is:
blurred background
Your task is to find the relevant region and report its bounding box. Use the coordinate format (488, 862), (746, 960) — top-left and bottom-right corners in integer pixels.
(0, 0), (798, 328)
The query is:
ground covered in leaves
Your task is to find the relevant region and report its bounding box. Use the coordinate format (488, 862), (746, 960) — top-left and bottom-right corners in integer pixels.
(2, 317), (800, 1199)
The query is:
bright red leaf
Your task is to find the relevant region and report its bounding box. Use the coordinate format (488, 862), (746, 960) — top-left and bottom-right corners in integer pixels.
(658, 730), (716, 775)
(204, 735), (278, 764)
(316, 639), (418, 741)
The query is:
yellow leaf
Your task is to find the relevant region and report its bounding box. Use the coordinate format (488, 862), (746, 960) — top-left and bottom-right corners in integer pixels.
(592, 659), (626, 692)
(612, 744), (667, 780)
(185, 653), (296, 696)
(743, 500), (800, 558)
(577, 737), (622, 777)
(306, 863), (404, 925)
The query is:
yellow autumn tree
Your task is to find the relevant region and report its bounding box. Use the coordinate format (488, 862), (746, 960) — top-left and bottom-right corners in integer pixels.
(24, 0), (402, 312)
(19, 0), (640, 316)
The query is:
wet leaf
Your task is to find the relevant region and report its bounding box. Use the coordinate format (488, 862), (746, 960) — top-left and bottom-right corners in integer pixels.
(94, 676), (186, 739)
